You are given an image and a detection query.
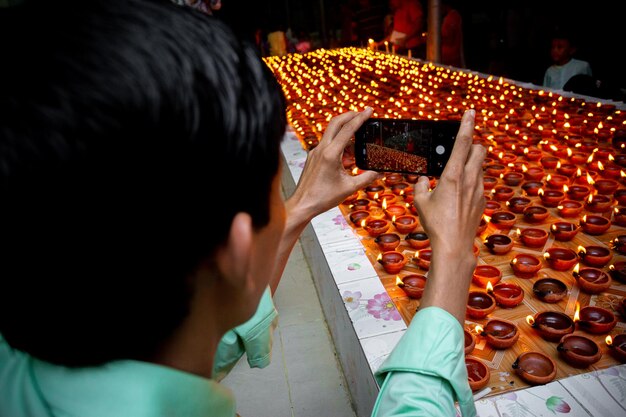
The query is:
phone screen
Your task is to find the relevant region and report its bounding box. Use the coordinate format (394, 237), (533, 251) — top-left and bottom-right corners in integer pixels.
(354, 118), (460, 176)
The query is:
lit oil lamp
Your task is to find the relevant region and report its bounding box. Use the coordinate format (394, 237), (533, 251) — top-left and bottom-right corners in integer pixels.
(477, 318), (520, 349)
(393, 214), (418, 234)
(512, 351), (557, 385)
(613, 206), (626, 227)
(510, 253), (542, 279)
(580, 214), (611, 235)
(524, 148), (543, 161)
(576, 304), (617, 334)
(519, 227), (549, 247)
(489, 210), (517, 230)
(609, 235), (626, 254)
(483, 176), (498, 191)
(365, 184), (385, 199)
(594, 179), (620, 195)
(377, 251), (408, 274)
(349, 210), (370, 226)
(484, 234), (513, 255)
(544, 247), (578, 271)
(466, 357), (490, 392)
(532, 277), (568, 303)
(521, 180), (544, 196)
(507, 196), (531, 214)
(466, 291), (496, 319)
(351, 198), (371, 212)
(546, 174), (570, 189)
(472, 265), (502, 287)
(484, 200), (501, 216)
(557, 334), (602, 368)
(384, 203), (407, 219)
(570, 151), (588, 165)
(396, 274), (427, 299)
(488, 281), (524, 308)
(390, 182), (412, 196)
(609, 261), (626, 284)
(384, 173), (404, 187)
(342, 190), (359, 205)
(502, 171), (524, 186)
(523, 205), (549, 223)
(523, 166), (545, 181)
(557, 200), (584, 217)
(557, 163), (577, 177)
(368, 206), (386, 220)
(573, 263), (612, 294)
(476, 216), (488, 236)
(540, 156), (559, 169)
(600, 164), (621, 179)
(566, 184), (591, 201)
(363, 217), (391, 237)
(492, 186), (515, 202)
(377, 192), (397, 205)
(606, 334), (626, 363)
(539, 188), (565, 207)
(577, 245), (612, 267)
(405, 231), (429, 249)
(413, 249), (432, 271)
(614, 189), (626, 205)
(464, 328), (476, 355)
(374, 233), (401, 252)
(526, 311), (575, 342)
(485, 163), (506, 177)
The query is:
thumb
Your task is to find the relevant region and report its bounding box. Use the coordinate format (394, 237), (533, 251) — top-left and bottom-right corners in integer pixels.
(351, 170), (382, 190)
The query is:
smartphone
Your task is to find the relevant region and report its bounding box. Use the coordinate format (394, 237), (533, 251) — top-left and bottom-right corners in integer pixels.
(354, 118), (460, 176)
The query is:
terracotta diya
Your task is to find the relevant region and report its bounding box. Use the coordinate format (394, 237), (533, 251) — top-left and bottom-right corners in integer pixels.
(492, 186), (515, 202)
(466, 358), (490, 392)
(594, 179), (620, 195)
(543, 247), (578, 271)
(557, 200), (584, 218)
(405, 231), (430, 249)
(466, 291), (496, 319)
(606, 334), (626, 363)
(397, 274), (427, 299)
(363, 218), (391, 237)
(502, 172), (524, 186)
(580, 215), (611, 235)
(510, 253), (542, 279)
(557, 334), (602, 368)
(609, 261), (626, 284)
(521, 181), (544, 196)
(519, 228), (549, 248)
(610, 235), (626, 255)
(349, 210), (370, 226)
(490, 210), (516, 230)
(483, 176), (498, 191)
(378, 251), (408, 274)
(506, 196), (531, 214)
(577, 245), (612, 268)
(364, 184), (385, 199)
(585, 195), (613, 213)
(566, 185), (591, 201)
(464, 329), (476, 355)
(576, 306), (617, 334)
(512, 351), (557, 385)
(484, 200), (501, 216)
(614, 189), (626, 205)
(479, 318), (519, 349)
(384, 203), (407, 220)
(613, 206), (626, 227)
(484, 234), (513, 255)
(523, 206), (549, 223)
(573, 265), (612, 294)
(472, 265), (502, 288)
(393, 214), (418, 234)
(532, 278), (568, 303)
(550, 221), (581, 241)
(413, 249), (432, 270)
(351, 198), (371, 212)
(527, 311), (575, 342)
(489, 282), (524, 308)
(374, 233), (401, 252)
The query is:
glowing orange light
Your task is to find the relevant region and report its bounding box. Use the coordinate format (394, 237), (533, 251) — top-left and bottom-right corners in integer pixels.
(574, 301), (581, 322)
(573, 263), (580, 275)
(396, 276), (403, 286)
(376, 253), (382, 262)
(526, 315), (535, 325)
(475, 324), (484, 334)
(606, 335), (613, 346)
(577, 245), (586, 254)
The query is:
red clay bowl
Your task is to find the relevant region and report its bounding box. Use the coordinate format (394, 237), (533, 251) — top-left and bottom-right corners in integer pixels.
(557, 200), (584, 218)
(484, 234), (513, 255)
(464, 328), (476, 355)
(398, 274), (427, 299)
(529, 311), (575, 342)
(393, 214), (419, 234)
(580, 215), (611, 235)
(364, 218), (391, 237)
(607, 333), (626, 363)
(512, 351), (557, 385)
(520, 228), (549, 248)
(490, 210), (517, 230)
(413, 249), (432, 271)
(557, 334), (602, 368)
(609, 261), (626, 284)
(574, 267), (612, 294)
(578, 245), (612, 268)
(523, 206), (549, 223)
(510, 253), (542, 279)
(490, 282), (524, 308)
(472, 265), (502, 288)
(577, 306), (617, 334)
(378, 251), (408, 274)
(466, 291), (496, 319)
(466, 358), (491, 392)
(481, 318), (520, 349)
(405, 231), (430, 249)
(551, 221), (581, 241)
(521, 181), (544, 196)
(544, 247), (578, 271)
(532, 278), (568, 303)
(507, 196), (532, 214)
(492, 186), (515, 202)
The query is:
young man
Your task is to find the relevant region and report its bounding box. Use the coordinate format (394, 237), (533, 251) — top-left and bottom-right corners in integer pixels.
(543, 32), (592, 91)
(0, 1), (484, 416)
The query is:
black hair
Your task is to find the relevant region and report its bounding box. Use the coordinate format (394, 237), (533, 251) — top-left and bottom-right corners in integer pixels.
(0, 0), (286, 366)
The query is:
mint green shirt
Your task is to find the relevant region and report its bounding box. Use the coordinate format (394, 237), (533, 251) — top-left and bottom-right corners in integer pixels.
(373, 307), (477, 417)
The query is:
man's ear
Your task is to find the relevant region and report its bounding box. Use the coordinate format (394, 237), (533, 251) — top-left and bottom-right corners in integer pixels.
(214, 212), (254, 288)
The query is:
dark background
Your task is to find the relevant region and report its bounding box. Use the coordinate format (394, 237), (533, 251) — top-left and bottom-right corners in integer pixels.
(218, 0), (625, 100)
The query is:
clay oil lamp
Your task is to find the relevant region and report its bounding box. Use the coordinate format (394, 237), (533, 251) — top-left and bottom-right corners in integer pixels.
(523, 166), (545, 181)
(532, 278), (568, 303)
(580, 215), (611, 235)
(466, 291), (496, 319)
(566, 184), (591, 201)
(390, 182), (411, 196)
(502, 172), (524, 186)
(557, 334), (602, 368)
(396, 274), (427, 299)
(485, 163), (506, 177)
(472, 265), (502, 288)
(609, 261), (626, 284)
(570, 152), (588, 165)
(500, 153), (517, 165)
(615, 189), (626, 206)
(365, 184), (385, 200)
(613, 207), (626, 227)
(483, 176), (498, 191)
(377, 192), (397, 206)
(544, 247), (577, 271)
(484, 234), (513, 255)
(594, 179), (620, 195)
(523, 206), (549, 223)
(557, 200), (584, 218)
(610, 235), (626, 255)
(384, 173), (404, 187)
(573, 264), (612, 294)
(490, 210), (517, 230)
(557, 163), (577, 177)
(510, 253), (542, 278)
(488, 281), (524, 308)
(585, 193), (614, 213)
(484, 200), (501, 216)
(368, 205), (386, 220)
(551, 221), (581, 241)
(526, 311), (575, 342)
(540, 156), (559, 169)
(374, 233), (401, 252)
(576, 305), (617, 334)
(363, 217), (391, 237)
(574, 170), (598, 185)
(349, 210), (370, 227)
(546, 174), (570, 190)
(414, 249), (432, 271)
(521, 180), (544, 196)
(519, 227), (549, 248)
(477, 318), (520, 349)
(606, 334), (626, 363)
(351, 198), (371, 212)
(512, 351), (557, 385)
(524, 147), (543, 161)
(405, 231), (429, 249)
(393, 214), (418, 234)
(405, 173), (419, 183)
(377, 251), (408, 275)
(492, 186), (515, 202)
(577, 245), (612, 268)
(601, 164), (622, 180)
(506, 196), (531, 214)
(464, 329), (476, 355)
(538, 188), (564, 208)
(466, 358), (490, 392)
(476, 216), (488, 236)
(342, 190), (359, 205)
(383, 203), (407, 220)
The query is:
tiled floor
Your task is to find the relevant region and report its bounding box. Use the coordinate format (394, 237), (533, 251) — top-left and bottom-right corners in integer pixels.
(221, 239), (357, 417)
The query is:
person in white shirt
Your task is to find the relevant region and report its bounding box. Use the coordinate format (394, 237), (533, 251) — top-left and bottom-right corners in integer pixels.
(543, 32), (592, 91)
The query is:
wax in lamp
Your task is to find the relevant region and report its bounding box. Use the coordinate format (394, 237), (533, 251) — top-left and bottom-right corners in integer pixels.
(506, 196), (531, 214)
(466, 358), (490, 392)
(577, 245), (612, 267)
(580, 215), (611, 235)
(466, 291), (496, 319)
(557, 334), (602, 368)
(363, 218), (390, 237)
(551, 221), (580, 241)
(526, 311), (575, 342)
(484, 234), (513, 255)
(374, 233), (401, 252)
(472, 265), (502, 287)
(576, 305), (617, 334)
(413, 249), (432, 270)
(396, 274), (427, 299)
(510, 253), (542, 279)
(377, 251), (407, 274)
(512, 351), (557, 385)
(519, 227), (549, 247)
(393, 214), (418, 234)
(557, 200), (584, 217)
(477, 318), (520, 349)
(532, 278), (568, 303)
(490, 210), (516, 229)
(405, 231), (429, 249)
(523, 205), (549, 223)
(606, 334), (626, 363)
(573, 264), (612, 294)
(488, 281), (524, 308)
(543, 247), (578, 271)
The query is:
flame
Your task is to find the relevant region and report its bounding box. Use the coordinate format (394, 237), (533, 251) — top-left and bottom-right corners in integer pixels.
(382, 198), (388, 209)
(374, 192), (379, 200)
(567, 148), (572, 157)
(376, 253), (382, 261)
(622, 170), (626, 178)
(563, 185), (569, 193)
(538, 188), (544, 196)
(609, 154), (615, 161)
(360, 219), (367, 228)
(577, 245), (586, 254)
(392, 215), (396, 222)
(573, 263), (580, 274)
(598, 161), (605, 171)
(609, 264), (615, 271)
(511, 258), (518, 265)
(526, 315), (535, 325)
(486, 281), (494, 292)
(573, 301), (580, 322)
(556, 161), (562, 169)
(606, 335), (613, 346)
(475, 324), (484, 333)
(543, 252), (550, 259)
(396, 276), (403, 286)
(587, 154), (594, 164)
(576, 168), (582, 177)
(522, 164), (528, 173)
(483, 215), (491, 223)
(516, 228), (521, 237)
(582, 215), (587, 223)
(351, 167), (358, 175)
(500, 173), (505, 179)
(546, 174), (552, 182)
(551, 224), (557, 231)
(498, 151), (504, 160)
(524, 147), (529, 154)
(586, 173), (595, 185)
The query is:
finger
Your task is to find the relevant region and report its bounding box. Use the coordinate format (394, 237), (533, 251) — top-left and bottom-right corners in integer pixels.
(320, 111), (359, 147)
(350, 170), (382, 190)
(464, 143), (486, 181)
(441, 109), (475, 181)
(412, 175), (430, 202)
(326, 107), (373, 153)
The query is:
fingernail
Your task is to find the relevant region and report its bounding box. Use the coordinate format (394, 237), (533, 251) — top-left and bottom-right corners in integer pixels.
(365, 106), (373, 114)
(467, 109), (475, 118)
